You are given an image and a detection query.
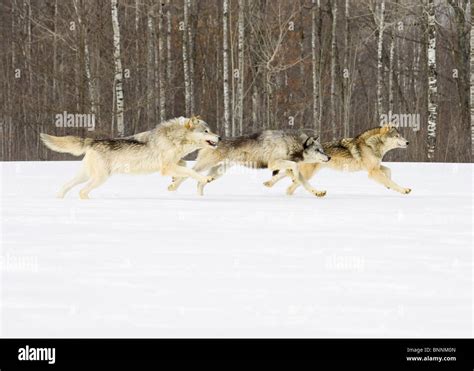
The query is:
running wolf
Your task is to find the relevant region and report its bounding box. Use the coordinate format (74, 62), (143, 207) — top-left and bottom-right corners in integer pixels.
(265, 124), (411, 195)
(40, 116), (220, 199)
(167, 130), (331, 196)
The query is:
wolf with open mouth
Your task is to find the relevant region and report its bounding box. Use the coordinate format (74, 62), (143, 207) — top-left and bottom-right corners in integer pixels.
(40, 116), (220, 199)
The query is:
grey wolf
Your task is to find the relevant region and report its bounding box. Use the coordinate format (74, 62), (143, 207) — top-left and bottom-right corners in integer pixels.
(40, 116), (220, 199)
(265, 124), (412, 195)
(167, 130), (331, 196)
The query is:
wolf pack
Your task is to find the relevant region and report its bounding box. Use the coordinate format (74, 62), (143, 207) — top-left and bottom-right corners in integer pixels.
(40, 116), (411, 199)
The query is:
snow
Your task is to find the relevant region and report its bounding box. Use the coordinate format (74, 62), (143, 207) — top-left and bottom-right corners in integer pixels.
(0, 161), (472, 338)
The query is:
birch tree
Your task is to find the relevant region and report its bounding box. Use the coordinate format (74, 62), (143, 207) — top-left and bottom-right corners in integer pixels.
(426, 0), (437, 159)
(223, 0), (230, 136)
(182, 0), (191, 116)
(236, 0), (245, 135)
(111, 0), (125, 136)
(330, 0), (337, 139)
(376, 0), (385, 121)
(158, 2), (166, 122)
(186, 0), (195, 115)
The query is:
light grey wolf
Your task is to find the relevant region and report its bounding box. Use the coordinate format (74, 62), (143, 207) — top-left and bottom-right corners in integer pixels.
(265, 123), (412, 195)
(40, 116), (220, 199)
(167, 130), (331, 196)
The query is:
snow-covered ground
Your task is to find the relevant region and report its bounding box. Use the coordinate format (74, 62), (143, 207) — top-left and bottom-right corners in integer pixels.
(0, 161), (472, 338)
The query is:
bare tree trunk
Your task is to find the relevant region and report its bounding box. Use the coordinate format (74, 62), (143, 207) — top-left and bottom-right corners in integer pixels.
(147, 7), (155, 125)
(73, 0), (97, 114)
(223, 0), (230, 136)
(376, 0), (385, 121)
(186, 0), (195, 115)
(111, 0), (125, 136)
(426, 0), (437, 159)
(388, 31), (395, 114)
(166, 0), (173, 115)
(182, 0), (191, 116)
(134, 0), (140, 132)
(237, 0), (245, 135)
(158, 2), (166, 122)
(330, 0), (337, 139)
(311, 0), (319, 133)
(52, 0), (58, 102)
(471, 2), (474, 157)
(342, 0), (349, 137)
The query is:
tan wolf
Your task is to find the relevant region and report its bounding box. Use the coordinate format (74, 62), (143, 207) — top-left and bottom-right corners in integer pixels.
(40, 116), (220, 199)
(167, 130), (331, 196)
(265, 124), (412, 195)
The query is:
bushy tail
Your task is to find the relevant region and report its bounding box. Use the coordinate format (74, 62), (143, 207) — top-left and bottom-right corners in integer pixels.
(40, 133), (91, 156)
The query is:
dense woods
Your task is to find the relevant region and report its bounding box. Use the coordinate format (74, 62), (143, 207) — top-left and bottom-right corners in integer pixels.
(0, 0), (472, 162)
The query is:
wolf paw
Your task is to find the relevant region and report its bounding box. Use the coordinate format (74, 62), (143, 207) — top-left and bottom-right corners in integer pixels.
(312, 190), (327, 197)
(79, 192), (90, 200)
(203, 176), (215, 183)
(402, 188), (411, 194)
(167, 183), (178, 191)
(263, 180), (274, 188)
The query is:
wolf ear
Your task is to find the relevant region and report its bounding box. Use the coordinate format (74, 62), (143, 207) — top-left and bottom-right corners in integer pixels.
(184, 119), (194, 130)
(380, 123), (392, 134)
(304, 136), (315, 148)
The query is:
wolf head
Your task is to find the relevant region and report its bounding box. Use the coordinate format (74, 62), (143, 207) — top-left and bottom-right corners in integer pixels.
(182, 116), (221, 149)
(380, 123), (409, 151)
(302, 136), (331, 163)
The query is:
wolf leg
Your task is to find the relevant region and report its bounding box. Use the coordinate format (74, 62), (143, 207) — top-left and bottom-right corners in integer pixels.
(57, 168), (89, 198)
(263, 170), (290, 188)
(368, 169), (411, 194)
(380, 165), (392, 179)
(166, 163), (214, 185)
(286, 163), (322, 196)
(269, 160), (326, 197)
(168, 159), (213, 191)
(79, 175), (108, 199)
(196, 163), (229, 196)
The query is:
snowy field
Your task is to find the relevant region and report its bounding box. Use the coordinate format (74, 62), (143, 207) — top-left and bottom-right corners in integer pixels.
(0, 161), (472, 338)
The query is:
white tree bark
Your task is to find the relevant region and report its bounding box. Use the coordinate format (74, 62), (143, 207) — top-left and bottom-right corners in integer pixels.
(426, 0), (437, 159)
(223, 0), (230, 136)
(186, 0), (195, 115)
(182, 0), (191, 116)
(376, 0), (385, 121)
(111, 0), (124, 136)
(237, 0), (245, 135)
(311, 0), (319, 133)
(330, 0), (337, 139)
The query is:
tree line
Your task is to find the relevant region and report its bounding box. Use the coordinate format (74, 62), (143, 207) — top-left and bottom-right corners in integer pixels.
(0, 0), (471, 162)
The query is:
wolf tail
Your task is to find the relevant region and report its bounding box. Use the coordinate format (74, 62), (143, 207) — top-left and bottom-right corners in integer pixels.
(40, 133), (92, 156)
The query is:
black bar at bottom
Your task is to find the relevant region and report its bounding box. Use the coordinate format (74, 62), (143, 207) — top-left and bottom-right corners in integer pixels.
(0, 338), (472, 369)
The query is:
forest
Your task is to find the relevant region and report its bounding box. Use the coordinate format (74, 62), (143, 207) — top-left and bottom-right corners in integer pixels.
(0, 0), (472, 162)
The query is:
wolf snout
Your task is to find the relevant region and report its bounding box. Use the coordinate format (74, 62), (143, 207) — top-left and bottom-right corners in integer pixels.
(326, 155), (331, 161)
(406, 141), (409, 145)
